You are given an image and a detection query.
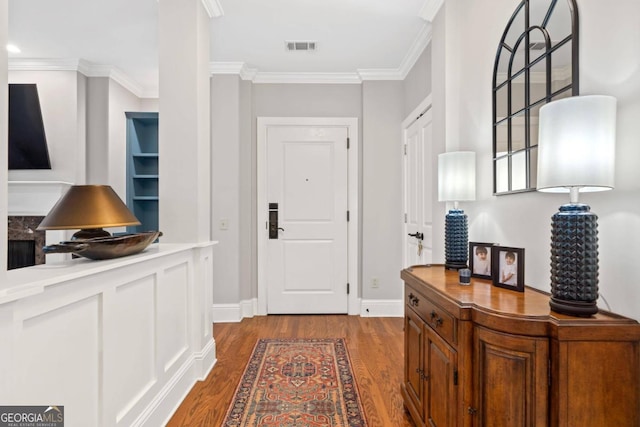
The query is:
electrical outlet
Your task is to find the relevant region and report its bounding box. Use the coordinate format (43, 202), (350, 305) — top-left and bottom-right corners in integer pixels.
(219, 219), (229, 230)
(372, 278), (379, 288)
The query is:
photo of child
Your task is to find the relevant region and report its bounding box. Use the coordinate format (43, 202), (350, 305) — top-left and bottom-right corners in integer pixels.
(491, 246), (524, 292)
(500, 251), (517, 285)
(472, 246), (491, 276)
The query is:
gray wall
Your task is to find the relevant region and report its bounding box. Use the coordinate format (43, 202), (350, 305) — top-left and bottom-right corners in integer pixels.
(433, 0), (640, 320)
(211, 53), (438, 308)
(211, 74), (242, 304)
(252, 84), (363, 118)
(86, 78), (110, 185)
(107, 79), (143, 199)
(239, 79), (253, 301)
(403, 44), (432, 117)
(361, 81), (405, 300)
(252, 83), (364, 300)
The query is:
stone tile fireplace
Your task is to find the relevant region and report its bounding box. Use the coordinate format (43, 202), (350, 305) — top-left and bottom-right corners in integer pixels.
(8, 216), (46, 269)
(8, 181), (73, 268)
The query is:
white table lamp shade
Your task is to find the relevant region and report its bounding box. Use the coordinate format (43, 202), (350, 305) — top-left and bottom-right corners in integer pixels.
(537, 95), (616, 193)
(438, 151), (476, 202)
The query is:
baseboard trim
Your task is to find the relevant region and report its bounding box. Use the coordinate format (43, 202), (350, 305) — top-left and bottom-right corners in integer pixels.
(212, 299), (257, 323)
(213, 298), (402, 320)
(133, 338), (216, 427)
(360, 299), (404, 317)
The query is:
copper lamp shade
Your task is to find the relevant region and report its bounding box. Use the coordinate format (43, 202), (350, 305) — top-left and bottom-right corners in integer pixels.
(38, 185), (140, 239)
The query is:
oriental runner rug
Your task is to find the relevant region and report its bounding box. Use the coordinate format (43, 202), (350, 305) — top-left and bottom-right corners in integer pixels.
(222, 338), (368, 427)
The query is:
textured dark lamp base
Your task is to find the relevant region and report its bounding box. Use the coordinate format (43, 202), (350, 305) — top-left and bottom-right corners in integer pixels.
(550, 298), (598, 317)
(445, 209), (468, 271)
(549, 204), (599, 317)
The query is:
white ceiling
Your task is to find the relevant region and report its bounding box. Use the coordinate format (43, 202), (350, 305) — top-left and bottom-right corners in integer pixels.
(8, 0), (434, 97)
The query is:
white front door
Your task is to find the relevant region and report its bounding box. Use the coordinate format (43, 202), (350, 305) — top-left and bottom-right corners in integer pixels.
(403, 108), (434, 267)
(260, 124), (349, 314)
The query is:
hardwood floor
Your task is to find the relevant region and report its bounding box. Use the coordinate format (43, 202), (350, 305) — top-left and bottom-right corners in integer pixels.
(167, 315), (415, 426)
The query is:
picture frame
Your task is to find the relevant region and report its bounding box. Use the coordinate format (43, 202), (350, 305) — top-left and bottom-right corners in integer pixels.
(469, 242), (494, 279)
(491, 246), (525, 292)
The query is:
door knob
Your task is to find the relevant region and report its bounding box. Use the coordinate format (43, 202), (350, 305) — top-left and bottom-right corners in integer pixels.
(269, 203), (281, 239)
(408, 232), (424, 240)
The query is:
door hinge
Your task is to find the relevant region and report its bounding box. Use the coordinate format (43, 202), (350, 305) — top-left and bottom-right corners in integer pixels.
(347, 283), (350, 294)
(404, 144), (407, 155)
(347, 137), (350, 149)
(404, 213), (407, 223)
(347, 210), (350, 222)
(453, 370), (458, 386)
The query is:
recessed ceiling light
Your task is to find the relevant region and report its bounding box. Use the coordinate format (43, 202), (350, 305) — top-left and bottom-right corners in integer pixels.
(6, 44), (21, 53)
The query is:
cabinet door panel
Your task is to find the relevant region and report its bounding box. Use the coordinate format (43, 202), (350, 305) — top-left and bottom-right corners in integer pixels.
(425, 327), (457, 427)
(405, 308), (425, 417)
(474, 326), (548, 427)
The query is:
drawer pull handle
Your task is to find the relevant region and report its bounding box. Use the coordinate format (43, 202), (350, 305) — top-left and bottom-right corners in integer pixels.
(430, 310), (443, 327)
(468, 407), (477, 415)
(408, 293), (420, 307)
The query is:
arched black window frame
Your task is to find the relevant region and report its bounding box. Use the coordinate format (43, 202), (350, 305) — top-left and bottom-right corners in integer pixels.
(492, 0), (579, 195)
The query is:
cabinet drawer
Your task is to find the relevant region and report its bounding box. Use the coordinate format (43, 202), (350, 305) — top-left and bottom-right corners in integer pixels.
(406, 288), (456, 346)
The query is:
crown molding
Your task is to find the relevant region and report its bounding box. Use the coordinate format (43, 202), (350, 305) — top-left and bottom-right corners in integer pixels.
(8, 58), (149, 98)
(11, 19), (432, 93)
(8, 58), (83, 72)
(157, 0), (224, 18)
(397, 23), (432, 79)
(418, 0), (444, 22)
(252, 72), (362, 84)
(210, 63), (361, 84)
(357, 23), (432, 81)
(210, 61), (245, 75)
(82, 63), (146, 98)
(201, 0), (224, 18)
(239, 66), (258, 81)
(357, 69), (403, 81)
(210, 62), (258, 81)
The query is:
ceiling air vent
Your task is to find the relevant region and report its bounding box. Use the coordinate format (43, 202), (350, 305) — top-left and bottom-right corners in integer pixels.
(285, 41), (317, 52)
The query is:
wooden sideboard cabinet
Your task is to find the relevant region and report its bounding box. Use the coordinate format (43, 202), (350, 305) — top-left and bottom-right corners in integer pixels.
(401, 265), (640, 427)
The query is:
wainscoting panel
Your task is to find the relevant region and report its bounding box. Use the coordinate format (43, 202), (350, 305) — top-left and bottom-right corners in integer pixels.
(18, 295), (101, 427)
(112, 275), (158, 423)
(1, 243), (218, 427)
(158, 262), (189, 374)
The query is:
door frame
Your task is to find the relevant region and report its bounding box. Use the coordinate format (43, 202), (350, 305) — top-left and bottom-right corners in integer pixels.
(402, 94), (433, 268)
(256, 117), (360, 315)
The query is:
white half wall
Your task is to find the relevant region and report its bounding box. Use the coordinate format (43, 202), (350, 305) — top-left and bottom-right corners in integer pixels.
(0, 243), (216, 427)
